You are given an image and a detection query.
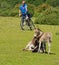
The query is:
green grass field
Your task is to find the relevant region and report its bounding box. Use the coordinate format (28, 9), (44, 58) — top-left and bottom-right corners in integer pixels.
(0, 17), (59, 65)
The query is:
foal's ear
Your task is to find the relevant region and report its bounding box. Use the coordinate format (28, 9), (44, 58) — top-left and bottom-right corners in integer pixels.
(34, 27), (38, 30)
(34, 25), (39, 29)
(35, 27), (40, 31)
(34, 28), (37, 31)
(34, 27), (36, 29)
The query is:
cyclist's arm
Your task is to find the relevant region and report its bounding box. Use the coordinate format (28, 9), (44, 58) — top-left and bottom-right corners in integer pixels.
(26, 5), (28, 12)
(25, 4), (28, 13)
(25, 4), (28, 18)
(19, 9), (22, 17)
(19, 6), (22, 17)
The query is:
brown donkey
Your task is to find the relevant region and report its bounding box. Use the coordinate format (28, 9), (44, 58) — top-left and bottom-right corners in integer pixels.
(23, 28), (46, 52)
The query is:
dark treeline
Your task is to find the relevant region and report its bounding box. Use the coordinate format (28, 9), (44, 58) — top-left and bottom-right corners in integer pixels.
(0, 0), (59, 25)
(0, 0), (59, 7)
(0, 0), (59, 16)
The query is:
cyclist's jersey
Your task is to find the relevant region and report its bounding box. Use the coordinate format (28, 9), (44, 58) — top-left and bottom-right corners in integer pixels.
(19, 4), (27, 15)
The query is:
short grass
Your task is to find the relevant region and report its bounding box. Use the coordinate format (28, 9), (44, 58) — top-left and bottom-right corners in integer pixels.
(0, 17), (59, 65)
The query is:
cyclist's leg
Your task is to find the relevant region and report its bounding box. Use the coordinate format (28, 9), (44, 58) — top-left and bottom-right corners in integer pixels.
(22, 16), (24, 25)
(21, 15), (25, 30)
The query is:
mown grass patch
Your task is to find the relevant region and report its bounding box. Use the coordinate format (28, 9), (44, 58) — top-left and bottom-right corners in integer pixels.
(0, 17), (59, 65)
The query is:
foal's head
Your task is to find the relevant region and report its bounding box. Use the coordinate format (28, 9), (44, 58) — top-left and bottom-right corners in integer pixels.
(34, 28), (42, 37)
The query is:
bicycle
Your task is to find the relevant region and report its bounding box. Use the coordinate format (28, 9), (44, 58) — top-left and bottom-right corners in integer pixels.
(20, 13), (35, 30)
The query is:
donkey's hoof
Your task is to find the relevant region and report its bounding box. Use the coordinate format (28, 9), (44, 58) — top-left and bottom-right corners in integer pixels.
(48, 52), (50, 54)
(22, 49), (25, 51)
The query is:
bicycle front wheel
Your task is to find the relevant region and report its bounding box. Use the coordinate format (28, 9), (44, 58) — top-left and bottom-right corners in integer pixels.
(29, 19), (35, 30)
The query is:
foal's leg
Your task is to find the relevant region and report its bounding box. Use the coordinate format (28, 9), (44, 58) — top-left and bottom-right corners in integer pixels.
(41, 42), (46, 53)
(43, 42), (46, 53)
(38, 41), (41, 52)
(47, 42), (51, 54)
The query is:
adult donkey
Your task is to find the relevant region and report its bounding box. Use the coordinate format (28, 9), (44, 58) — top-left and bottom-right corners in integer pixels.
(34, 28), (52, 54)
(23, 28), (46, 53)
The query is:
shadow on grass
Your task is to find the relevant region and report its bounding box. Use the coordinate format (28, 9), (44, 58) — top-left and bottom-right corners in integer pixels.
(32, 51), (56, 55)
(22, 49), (56, 55)
(44, 52), (56, 55)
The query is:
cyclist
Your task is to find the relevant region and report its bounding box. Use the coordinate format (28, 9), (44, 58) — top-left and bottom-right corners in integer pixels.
(19, 0), (32, 30)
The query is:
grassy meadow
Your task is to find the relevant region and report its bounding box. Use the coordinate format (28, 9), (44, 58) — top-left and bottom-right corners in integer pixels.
(0, 17), (59, 65)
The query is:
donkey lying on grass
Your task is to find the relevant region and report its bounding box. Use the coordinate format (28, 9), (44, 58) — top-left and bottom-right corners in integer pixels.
(23, 28), (47, 53)
(23, 38), (46, 53)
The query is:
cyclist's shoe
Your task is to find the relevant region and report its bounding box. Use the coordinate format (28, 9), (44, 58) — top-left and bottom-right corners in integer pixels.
(22, 29), (24, 30)
(21, 27), (24, 30)
(26, 16), (28, 20)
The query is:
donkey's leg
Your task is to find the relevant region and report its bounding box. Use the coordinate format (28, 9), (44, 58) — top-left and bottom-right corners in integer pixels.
(23, 41), (32, 50)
